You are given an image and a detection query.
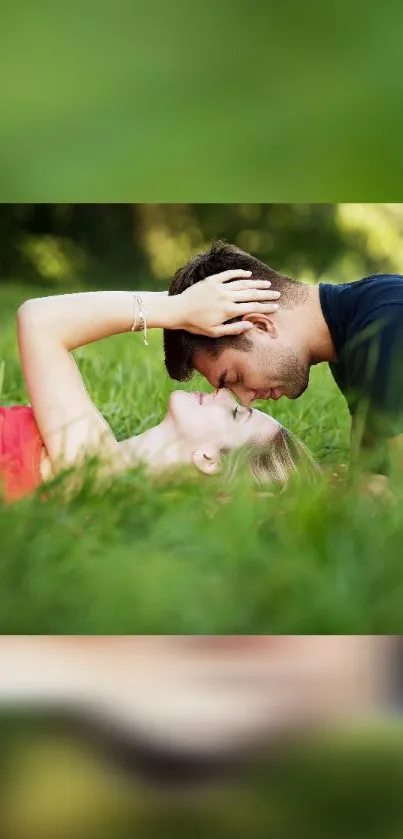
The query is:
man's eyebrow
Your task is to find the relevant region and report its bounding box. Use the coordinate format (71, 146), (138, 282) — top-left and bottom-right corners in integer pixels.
(217, 370), (227, 389)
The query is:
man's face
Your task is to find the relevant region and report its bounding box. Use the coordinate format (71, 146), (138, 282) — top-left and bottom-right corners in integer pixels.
(193, 328), (310, 406)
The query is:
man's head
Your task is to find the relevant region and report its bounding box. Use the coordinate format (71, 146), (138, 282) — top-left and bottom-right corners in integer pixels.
(164, 240), (311, 405)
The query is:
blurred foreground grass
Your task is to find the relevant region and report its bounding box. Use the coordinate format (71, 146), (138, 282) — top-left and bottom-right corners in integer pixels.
(0, 282), (402, 633)
(3, 715), (403, 839)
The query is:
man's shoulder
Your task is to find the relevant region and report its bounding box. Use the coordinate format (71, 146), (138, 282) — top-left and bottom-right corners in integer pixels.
(344, 273), (403, 300)
(324, 273), (403, 386)
(327, 274), (403, 332)
(349, 274), (403, 331)
(320, 273), (403, 359)
(323, 273), (403, 295)
(348, 272), (403, 284)
(324, 275), (403, 441)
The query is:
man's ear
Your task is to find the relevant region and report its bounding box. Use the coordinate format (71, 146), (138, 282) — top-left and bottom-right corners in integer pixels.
(242, 313), (277, 337)
(192, 450), (221, 476)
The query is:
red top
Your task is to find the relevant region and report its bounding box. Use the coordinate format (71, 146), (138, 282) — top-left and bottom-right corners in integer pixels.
(0, 406), (43, 502)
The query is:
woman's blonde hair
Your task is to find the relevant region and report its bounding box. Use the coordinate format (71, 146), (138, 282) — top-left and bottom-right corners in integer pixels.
(221, 427), (318, 486)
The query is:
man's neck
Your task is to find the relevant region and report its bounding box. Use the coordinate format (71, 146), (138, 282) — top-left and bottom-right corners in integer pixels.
(302, 285), (337, 364)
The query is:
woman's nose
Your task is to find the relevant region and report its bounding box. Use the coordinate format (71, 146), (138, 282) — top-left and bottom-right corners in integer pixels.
(230, 385), (255, 407)
(214, 388), (236, 406)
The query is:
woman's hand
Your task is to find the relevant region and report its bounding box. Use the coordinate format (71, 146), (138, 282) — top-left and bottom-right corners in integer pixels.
(172, 269), (281, 337)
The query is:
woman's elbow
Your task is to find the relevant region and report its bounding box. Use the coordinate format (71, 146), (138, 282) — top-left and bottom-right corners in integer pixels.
(17, 299), (45, 331)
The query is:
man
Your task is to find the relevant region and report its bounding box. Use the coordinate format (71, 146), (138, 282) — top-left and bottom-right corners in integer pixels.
(164, 240), (403, 482)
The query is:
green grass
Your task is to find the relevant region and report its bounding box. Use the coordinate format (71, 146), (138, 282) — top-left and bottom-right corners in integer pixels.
(0, 282), (401, 633)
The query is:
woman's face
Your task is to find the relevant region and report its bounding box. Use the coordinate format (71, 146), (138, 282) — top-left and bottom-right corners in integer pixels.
(167, 388), (280, 472)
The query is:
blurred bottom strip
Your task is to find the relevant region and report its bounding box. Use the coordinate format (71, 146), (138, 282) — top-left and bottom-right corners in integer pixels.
(1, 636), (403, 839)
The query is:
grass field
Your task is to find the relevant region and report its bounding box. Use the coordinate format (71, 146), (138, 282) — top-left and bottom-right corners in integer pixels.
(0, 281), (401, 633)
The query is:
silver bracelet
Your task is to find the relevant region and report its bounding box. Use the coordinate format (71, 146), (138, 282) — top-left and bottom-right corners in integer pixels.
(131, 293), (149, 346)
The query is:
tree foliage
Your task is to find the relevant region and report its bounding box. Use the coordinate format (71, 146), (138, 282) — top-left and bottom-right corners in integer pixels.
(0, 203), (396, 287)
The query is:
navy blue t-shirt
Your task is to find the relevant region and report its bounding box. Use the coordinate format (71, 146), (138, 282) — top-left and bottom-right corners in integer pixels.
(319, 274), (403, 442)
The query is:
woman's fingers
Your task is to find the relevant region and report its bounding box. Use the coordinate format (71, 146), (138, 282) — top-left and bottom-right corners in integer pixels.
(222, 279), (273, 291)
(179, 268), (281, 335)
(232, 289), (281, 302)
(229, 301), (280, 316)
(214, 269), (253, 283)
(211, 321), (254, 337)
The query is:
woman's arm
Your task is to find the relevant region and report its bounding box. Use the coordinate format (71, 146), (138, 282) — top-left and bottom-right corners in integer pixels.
(18, 290), (177, 352)
(17, 291), (181, 471)
(17, 272), (278, 472)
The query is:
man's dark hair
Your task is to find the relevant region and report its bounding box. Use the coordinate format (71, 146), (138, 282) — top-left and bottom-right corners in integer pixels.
(163, 239), (306, 381)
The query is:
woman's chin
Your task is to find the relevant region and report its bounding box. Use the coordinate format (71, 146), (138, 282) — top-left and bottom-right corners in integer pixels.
(167, 389), (198, 424)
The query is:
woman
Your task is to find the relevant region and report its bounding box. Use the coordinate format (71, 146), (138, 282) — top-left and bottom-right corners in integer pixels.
(0, 269), (312, 502)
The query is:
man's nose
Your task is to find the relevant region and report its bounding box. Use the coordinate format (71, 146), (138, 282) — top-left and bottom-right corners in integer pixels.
(230, 385), (256, 407)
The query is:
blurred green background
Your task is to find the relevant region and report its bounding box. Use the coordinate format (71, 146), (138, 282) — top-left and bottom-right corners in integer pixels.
(1, 202), (403, 288)
(1, 1), (403, 200)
